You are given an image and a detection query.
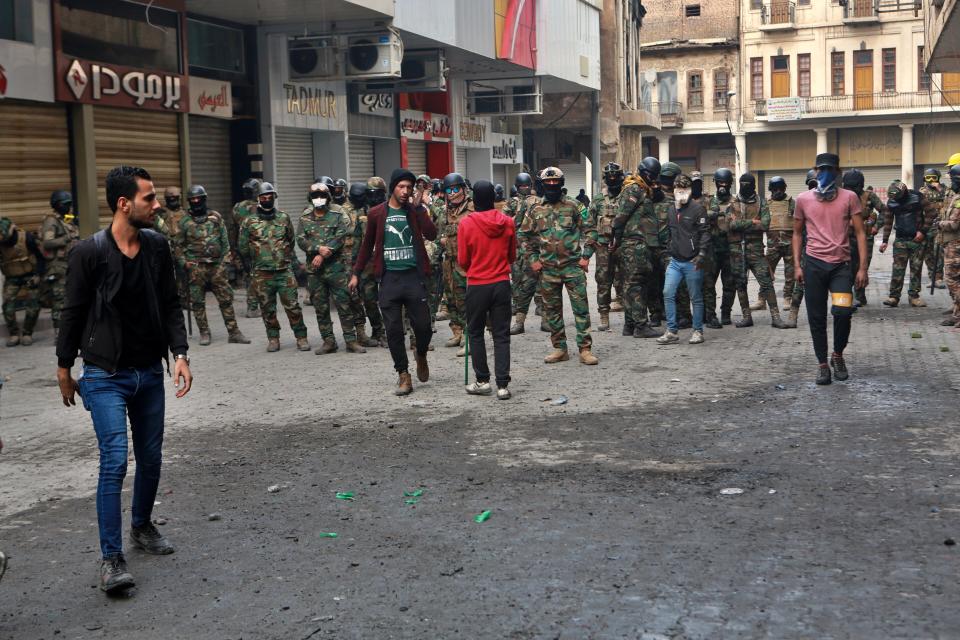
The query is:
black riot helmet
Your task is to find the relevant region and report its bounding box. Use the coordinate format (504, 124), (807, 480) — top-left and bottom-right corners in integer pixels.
(442, 173), (467, 203)
(257, 181), (278, 214)
(348, 181), (367, 208)
(768, 176), (787, 200)
(603, 162), (625, 196)
(50, 190), (73, 215)
(242, 178), (262, 201)
(494, 184), (506, 202)
(949, 163), (960, 192)
(713, 168), (733, 198)
(333, 178), (347, 204)
(515, 172), (534, 196)
(805, 169), (818, 190)
(842, 169), (865, 194)
(534, 176), (544, 198)
(887, 180), (909, 203)
(738, 173), (757, 200)
(315, 176), (335, 190)
(431, 178), (442, 195)
(637, 157), (661, 184)
(510, 185), (518, 198)
(187, 185), (208, 215)
(538, 167), (565, 203)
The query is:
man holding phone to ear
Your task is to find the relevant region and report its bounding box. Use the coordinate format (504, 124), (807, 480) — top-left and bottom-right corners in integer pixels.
(56, 166), (192, 593)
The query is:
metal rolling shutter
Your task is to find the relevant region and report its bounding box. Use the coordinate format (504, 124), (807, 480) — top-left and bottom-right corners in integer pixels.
(94, 106), (181, 227)
(349, 137), (375, 182)
(188, 116), (233, 216)
(455, 147), (468, 179)
(760, 169), (811, 198)
(858, 166), (901, 200)
(0, 101), (72, 232)
(274, 128), (315, 215)
(406, 140), (427, 176)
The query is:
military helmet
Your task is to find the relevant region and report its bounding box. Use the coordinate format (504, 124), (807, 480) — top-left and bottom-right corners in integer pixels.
(334, 178), (347, 188)
(842, 169), (864, 192)
(494, 184), (505, 201)
(739, 173), (756, 187)
(674, 174), (693, 190)
(50, 190), (73, 209)
(658, 162), (681, 187)
(713, 168), (734, 184)
(768, 176), (787, 191)
(924, 168), (941, 181)
(514, 172), (534, 188)
(638, 157), (661, 182)
(258, 182), (278, 197)
(309, 182), (329, 196)
(348, 181), (367, 202)
(887, 180), (908, 201)
(187, 185), (208, 199)
(603, 162), (623, 177)
(242, 178), (262, 200)
(416, 174), (431, 186)
(442, 172), (467, 191)
(690, 171), (703, 183)
(538, 166), (564, 182)
(510, 185), (518, 198)
(950, 164), (960, 179)
(164, 186), (182, 199)
(0, 217), (14, 242)
(431, 178), (442, 194)
(805, 169), (818, 188)
(367, 176), (386, 191)
(315, 176), (335, 189)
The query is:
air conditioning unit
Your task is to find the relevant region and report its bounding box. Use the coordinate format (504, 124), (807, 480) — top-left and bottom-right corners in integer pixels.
(353, 49), (447, 93)
(345, 33), (402, 79)
(288, 36), (340, 80)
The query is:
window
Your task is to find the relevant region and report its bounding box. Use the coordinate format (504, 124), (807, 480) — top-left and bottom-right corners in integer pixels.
(685, 4), (701, 16)
(882, 48), (896, 92)
(1, 0), (33, 43)
(798, 53), (811, 97)
(831, 51), (845, 96)
(188, 19), (245, 74)
(918, 45), (931, 91)
(751, 57), (763, 99)
(771, 55), (790, 98)
(688, 71), (703, 110)
(798, 0), (810, 4)
(751, 0), (761, 9)
(714, 69), (729, 108)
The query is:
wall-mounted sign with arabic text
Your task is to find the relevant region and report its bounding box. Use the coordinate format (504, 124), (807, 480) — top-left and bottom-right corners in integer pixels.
(189, 76), (232, 119)
(400, 109), (452, 142)
(55, 56), (187, 112)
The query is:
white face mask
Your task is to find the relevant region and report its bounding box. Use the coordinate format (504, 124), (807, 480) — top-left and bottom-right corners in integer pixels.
(312, 197), (328, 208)
(675, 189), (692, 206)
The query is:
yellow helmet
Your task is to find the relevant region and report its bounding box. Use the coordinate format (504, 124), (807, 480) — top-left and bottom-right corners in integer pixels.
(946, 152), (960, 168)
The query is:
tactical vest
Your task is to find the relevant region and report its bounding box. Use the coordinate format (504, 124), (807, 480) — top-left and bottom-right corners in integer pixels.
(727, 200), (763, 243)
(767, 198), (792, 232)
(182, 211), (226, 262)
(941, 194), (960, 243)
(712, 197), (734, 236)
(41, 214), (80, 261)
(0, 228), (37, 278)
(596, 194), (619, 238)
(889, 192), (922, 238)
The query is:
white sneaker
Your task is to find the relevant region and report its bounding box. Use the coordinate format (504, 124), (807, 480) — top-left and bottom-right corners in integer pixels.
(656, 331), (679, 345)
(497, 387), (512, 400)
(465, 382), (492, 396)
(689, 330), (704, 344)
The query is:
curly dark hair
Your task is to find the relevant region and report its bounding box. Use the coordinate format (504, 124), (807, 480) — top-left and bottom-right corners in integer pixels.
(106, 166), (152, 213)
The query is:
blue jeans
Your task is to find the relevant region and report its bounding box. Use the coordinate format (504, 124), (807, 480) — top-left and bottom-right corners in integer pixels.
(664, 258), (705, 332)
(78, 363), (166, 558)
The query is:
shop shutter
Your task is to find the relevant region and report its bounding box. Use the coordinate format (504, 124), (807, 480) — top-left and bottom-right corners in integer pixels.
(188, 116), (233, 216)
(858, 166), (901, 201)
(406, 140), (427, 176)
(0, 101), (72, 231)
(759, 169), (811, 198)
(348, 136), (375, 183)
(455, 147), (468, 179)
(94, 106), (181, 228)
(274, 128), (315, 215)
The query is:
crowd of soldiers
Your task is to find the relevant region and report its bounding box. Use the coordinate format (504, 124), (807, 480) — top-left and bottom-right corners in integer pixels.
(3, 151), (960, 357)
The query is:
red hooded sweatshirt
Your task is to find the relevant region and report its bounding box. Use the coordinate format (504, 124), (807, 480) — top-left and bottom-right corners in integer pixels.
(457, 208), (517, 286)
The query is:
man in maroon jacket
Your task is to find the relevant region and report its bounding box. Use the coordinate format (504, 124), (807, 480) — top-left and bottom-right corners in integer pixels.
(350, 169), (438, 396)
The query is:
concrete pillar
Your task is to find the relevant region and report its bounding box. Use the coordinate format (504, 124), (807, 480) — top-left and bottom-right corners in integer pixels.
(815, 128), (829, 155)
(657, 134), (671, 162)
(70, 103), (99, 238)
(734, 133), (747, 178)
(900, 124), (914, 185)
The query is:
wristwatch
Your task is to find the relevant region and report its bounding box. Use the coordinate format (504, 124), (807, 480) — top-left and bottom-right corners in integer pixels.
(175, 353), (190, 365)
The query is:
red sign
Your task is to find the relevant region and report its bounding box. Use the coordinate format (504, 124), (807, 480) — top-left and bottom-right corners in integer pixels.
(400, 109), (452, 142)
(55, 56), (188, 112)
(0, 64), (7, 97)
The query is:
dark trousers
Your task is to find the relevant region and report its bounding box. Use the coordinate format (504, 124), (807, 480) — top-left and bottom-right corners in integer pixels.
(466, 280), (512, 388)
(378, 269), (433, 373)
(803, 255), (853, 364)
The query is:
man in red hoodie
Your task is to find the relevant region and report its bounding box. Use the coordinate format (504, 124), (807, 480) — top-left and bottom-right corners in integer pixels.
(458, 180), (517, 399)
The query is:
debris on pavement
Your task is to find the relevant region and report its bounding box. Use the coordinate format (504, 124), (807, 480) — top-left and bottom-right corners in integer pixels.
(267, 485), (281, 493)
(318, 532), (339, 538)
(550, 395), (568, 406)
(335, 492), (355, 501)
(474, 510), (492, 523)
(207, 513), (222, 521)
(719, 488), (744, 495)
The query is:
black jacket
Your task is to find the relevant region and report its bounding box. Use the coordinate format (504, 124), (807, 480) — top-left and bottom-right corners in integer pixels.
(56, 226), (188, 372)
(667, 201), (712, 261)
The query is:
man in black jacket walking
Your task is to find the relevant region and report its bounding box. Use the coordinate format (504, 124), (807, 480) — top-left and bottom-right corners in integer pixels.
(56, 166), (193, 593)
(657, 174), (712, 345)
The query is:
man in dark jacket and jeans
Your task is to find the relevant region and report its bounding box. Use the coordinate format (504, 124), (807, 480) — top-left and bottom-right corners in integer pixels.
(657, 174), (712, 345)
(350, 169), (438, 396)
(56, 166), (193, 593)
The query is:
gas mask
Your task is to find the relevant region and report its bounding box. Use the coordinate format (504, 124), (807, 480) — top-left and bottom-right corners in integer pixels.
(715, 183), (731, 198)
(770, 189), (787, 201)
(738, 180), (756, 201)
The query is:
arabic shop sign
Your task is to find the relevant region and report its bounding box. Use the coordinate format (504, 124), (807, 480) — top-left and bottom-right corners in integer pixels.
(490, 132), (522, 164)
(355, 93), (394, 118)
(454, 115), (491, 148)
(189, 76), (233, 119)
(400, 109), (452, 142)
(56, 57), (186, 111)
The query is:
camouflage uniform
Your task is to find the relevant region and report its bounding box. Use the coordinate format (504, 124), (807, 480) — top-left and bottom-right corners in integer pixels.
(229, 198), (260, 313)
(437, 197), (474, 333)
(763, 195), (796, 302)
(154, 206), (190, 309)
(587, 192), (625, 313)
(705, 193), (737, 321)
(39, 211), (80, 328)
(342, 199), (383, 341)
(938, 191), (960, 322)
(504, 193), (542, 315)
(519, 196), (598, 351)
(297, 203), (357, 343)
(238, 209), (307, 340)
(729, 196), (782, 319)
(920, 183), (946, 284)
(1, 219), (41, 342)
(884, 191), (935, 301)
(613, 179), (658, 330)
(176, 210), (240, 336)
(850, 189), (884, 304)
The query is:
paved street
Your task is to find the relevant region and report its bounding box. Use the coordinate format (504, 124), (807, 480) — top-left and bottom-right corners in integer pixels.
(1, 250), (959, 639)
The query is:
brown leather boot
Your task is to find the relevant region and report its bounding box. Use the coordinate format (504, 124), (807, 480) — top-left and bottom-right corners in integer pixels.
(345, 340), (367, 354)
(267, 338), (280, 352)
(228, 330), (251, 344)
(579, 347), (599, 365)
(357, 325), (378, 347)
(544, 348), (570, 364)
(597, 311), (610, 332)
(909, 296), (927, 308)
(395, 372), (413, 396)
(414, 350), (429, 382)
(296, 337), (311, 352)
(750, 299), (767, 311)
(445, 326), (463, 347)
(314, 338), (337, 354)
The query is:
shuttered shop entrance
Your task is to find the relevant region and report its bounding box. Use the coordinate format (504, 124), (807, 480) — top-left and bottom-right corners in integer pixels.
(0, 101), (72, 231)
(857, 166), (900, 200)
(94, 106), (181, 227)
(274, 128), (315, 214)
(406, 140), (427, 176)
(455, 147), (468, 179)
(348, 137), (375, 183)
(188, 116), (233, 216)
(758, 169), (811, 198)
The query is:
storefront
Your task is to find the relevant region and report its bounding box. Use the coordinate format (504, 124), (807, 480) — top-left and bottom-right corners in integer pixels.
(490, 131), (524, 190)
(188, 76), (234, 216)
(454, 114), (492, 183)
(348, 92), (398, 183)
(398, 92), (452, 181)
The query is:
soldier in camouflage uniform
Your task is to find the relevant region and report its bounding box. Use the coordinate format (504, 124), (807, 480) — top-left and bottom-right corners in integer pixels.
(651, 162), (693, 328)
(1, 217), (42, 346)
(762, 176), (796, 316)
(519, 167), (599, 364)
(705, 169), (737, 328)
(297, 182), (365, 355)
(612, 157), (662, 339)
(227, 178), (262, 318)
(342, 181), (381, 347)
(728, 173), (787, 328)
(920, 168), (946, 288)
(40, 190), (80, 332)
(437, 172), (474, 355)
(589, 162), (626, 332)
(841, 169), (885, 307)
(155, 186), (190, 310)
(359, 178), (389, 346)
(177, 186), (249, 346)
(881, 180), (935, 308)
(506, 172), (543, 334)
(238, 181), (310, 352)
(935, 165), (960, 326)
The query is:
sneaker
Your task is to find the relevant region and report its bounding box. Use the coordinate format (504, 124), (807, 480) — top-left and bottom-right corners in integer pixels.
(130, 523), (175, 555)
(496, 387), (511, 400)
(99, 554), (135, 593)
(656, 331), (679, 345)
(688, 330), (704, 344)
(830, 353), (849, 381)
(465, 382), (493, 396)
(816, 364), (832, 386)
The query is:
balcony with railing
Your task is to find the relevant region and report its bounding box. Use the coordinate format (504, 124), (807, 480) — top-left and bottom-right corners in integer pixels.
(842, 0), (880, 23)
(760, 1), (797, 30)
(639, 17), (739, 46)
(622, 101), (686, 130)
(752, 89), (959, 120)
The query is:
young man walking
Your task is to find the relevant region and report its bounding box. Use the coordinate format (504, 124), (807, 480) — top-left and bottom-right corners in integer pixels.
(350, 169), (438, 396)
(458, 180), (517, 399)
(56, 166), (193, 592)
(792, 153), (868, 385)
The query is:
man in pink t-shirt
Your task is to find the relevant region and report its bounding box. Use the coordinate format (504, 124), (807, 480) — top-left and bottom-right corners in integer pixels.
(792, 152), (869, 385)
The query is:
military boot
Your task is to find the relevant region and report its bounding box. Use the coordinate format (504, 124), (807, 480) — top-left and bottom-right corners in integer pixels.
(705, 314), (722, 329)
(783, 306), (799, 329)
(909, 296), (927, 308)
(267, 338), (280, 352)
(357, 325), (378, 348)
(855, 290), (867, 307)
(750, 299), (767, 311)
(445, 326), (463, 348)
(597, 312), (610, 332)
(735, 309), (754, 328)
(882, 297), (899, 307)
(395, 372), (413, 396)
(634, 324), (659, 338)
(375, 329), (388, 348)
(621, 321), (635, 336)
(5, 331), (19, 347)
(435, 305), (449, 321)
(510, 313), (526, 335)
(314, 338), (338, 355)
(19, 334), (33, 346)
(543, 348), (570, 364)
(245, 307), (261, 318)
(769, 305), (788, 329)
(540, 317), (550, 332)
(228, 330), (250, 344)
(296, 337), (311, 352)
(345, 341), (367, 354)
(199, 331), (212, 346)
(610, 300), (624, 312)
(720, 311), (732, 326)
(579, 347), (599, 365)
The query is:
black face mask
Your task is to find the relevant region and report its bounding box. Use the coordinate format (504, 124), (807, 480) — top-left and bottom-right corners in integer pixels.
(366, 190), (386, 207)
(189, 199), (207, 216)
(165, 197), (181, 210)
(739, 184), (756, 200)
(604, 177), (623, 197)
(543, 183), (563, 203)
(691, 182), (703, 199)
(258, 196), (276, 216)
(333, 188), (345, 204)
(54, 202), (72, 216)
(652, 186), (664, 203)
(770, 189), (786, 201)
(715, 184), (730, 198)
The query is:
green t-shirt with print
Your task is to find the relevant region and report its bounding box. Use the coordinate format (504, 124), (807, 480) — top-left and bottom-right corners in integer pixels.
(384, 207), (417, 271)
